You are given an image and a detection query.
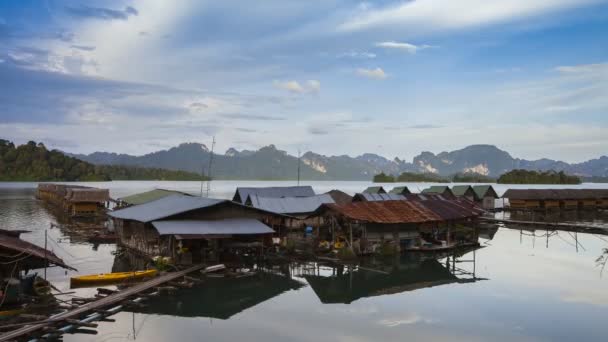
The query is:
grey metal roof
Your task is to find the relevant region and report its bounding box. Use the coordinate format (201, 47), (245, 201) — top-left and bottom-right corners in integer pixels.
(247, 194), (335, 214)
(109, 194), (226, 223)
(233, 186), (315, 203)
(151, 219), (275, 236)
(352, 193), (406, 202)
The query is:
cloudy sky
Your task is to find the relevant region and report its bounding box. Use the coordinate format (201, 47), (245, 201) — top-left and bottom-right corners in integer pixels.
(1, 0), (607, 162)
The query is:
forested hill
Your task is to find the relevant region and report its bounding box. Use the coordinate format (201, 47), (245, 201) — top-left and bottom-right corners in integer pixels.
(0, 140), (205, 181)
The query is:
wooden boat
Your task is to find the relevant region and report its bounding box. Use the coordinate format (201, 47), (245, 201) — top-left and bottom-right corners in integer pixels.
(70, 269), (157, 288)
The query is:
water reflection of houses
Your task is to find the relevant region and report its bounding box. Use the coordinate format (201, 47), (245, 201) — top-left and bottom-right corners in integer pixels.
(303, 250), (484, 304)
(125, 272), (304, 319)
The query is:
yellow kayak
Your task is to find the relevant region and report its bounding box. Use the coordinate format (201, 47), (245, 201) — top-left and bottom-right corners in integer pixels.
(70, 270), (157, 288)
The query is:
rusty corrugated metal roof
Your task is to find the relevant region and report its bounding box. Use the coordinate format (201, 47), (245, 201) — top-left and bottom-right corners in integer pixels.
(0, 229), (74, 270)
(66, 188), (110, 203)
(325, 190), (353, 205)
(321, 200), (441, 224)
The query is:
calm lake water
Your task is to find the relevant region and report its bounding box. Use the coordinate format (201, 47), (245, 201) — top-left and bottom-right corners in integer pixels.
(1, 181), (608, 341)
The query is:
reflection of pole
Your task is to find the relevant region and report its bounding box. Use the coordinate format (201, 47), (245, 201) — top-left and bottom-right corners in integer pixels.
(44, 230), (48, 280)
(575, 232), (578, 253)
(473, 250), (476, 277)
(546, 229), (549, 248)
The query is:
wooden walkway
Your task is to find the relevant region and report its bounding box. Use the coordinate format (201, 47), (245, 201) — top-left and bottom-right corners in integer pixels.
(480, 217), (608, 235)
(0, 264), (214, 342)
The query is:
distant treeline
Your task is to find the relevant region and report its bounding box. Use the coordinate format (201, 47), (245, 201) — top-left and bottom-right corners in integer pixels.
(0, 140), (207, 181)
(373, 172), (495, 183)
(497, 169), (581, 184)
(373, 169), (582, 184)
(582, 176), (608, 183)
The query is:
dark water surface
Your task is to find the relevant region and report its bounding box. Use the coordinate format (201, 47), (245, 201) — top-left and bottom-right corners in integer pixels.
(1, 182), (608, 341)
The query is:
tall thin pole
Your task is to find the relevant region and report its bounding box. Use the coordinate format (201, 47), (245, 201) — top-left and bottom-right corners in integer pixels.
(297, 149), (301, 186)
(206, 136), (216, 197)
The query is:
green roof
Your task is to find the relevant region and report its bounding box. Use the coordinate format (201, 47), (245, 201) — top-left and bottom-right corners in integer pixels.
(421, 186), (450, 194)
(451, 185), (475, 197)
(119, 189), (190, 206)
(472, 185), (499, 199)
(363, 186), (386, 194)
(389, 186), (411, 195)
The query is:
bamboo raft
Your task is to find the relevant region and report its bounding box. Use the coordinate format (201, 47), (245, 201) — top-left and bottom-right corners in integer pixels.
(0, 264), (224, 341)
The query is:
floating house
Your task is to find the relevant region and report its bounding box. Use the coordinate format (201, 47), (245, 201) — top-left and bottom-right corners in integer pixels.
(109, 194), (288, 264)
(362, 186), (386, 194)
(389, 186), (411, 195)
(312, 198), (482, 255)
(0, 229), (74, 305)
(118, 189), (191, 207)
(0, 229), (74, 277)
(451, 185), (476, 202)
(37, 184), (109, 217)
(502, 189), (608, 211)
(352, 193), (406, 202)
(64, 188), (110, 216)
(421, 186), (456, 199)
(232, 186), (315, 204)
(472, 185), (499, 210)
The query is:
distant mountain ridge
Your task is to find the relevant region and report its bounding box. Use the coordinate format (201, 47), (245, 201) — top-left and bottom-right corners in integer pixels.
(68, 143), (608, 180)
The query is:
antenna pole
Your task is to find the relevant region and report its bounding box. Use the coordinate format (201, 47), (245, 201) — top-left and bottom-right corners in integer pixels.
(297, 149), (301, 186)
(206, 136), (216, 197)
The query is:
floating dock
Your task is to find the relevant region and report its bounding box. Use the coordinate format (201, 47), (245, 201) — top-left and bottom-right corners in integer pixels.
(480, 217), (608, 235)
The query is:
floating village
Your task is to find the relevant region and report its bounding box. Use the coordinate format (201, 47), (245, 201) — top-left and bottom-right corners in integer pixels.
(1, 183), (607, 340)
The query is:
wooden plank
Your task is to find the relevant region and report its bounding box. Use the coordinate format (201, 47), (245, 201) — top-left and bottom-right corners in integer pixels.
(0, 264), (219, 341)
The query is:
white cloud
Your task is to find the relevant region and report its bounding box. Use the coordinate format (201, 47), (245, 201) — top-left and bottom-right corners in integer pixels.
(307, 79), (321, 92)
(375, 41), (433, 54)
(339, 0), (602, 32)
(356, 67), (387, 80)
(555, 62), (608, 75)
(273, 80), (321, 94)
(338, 51), (377, 59)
